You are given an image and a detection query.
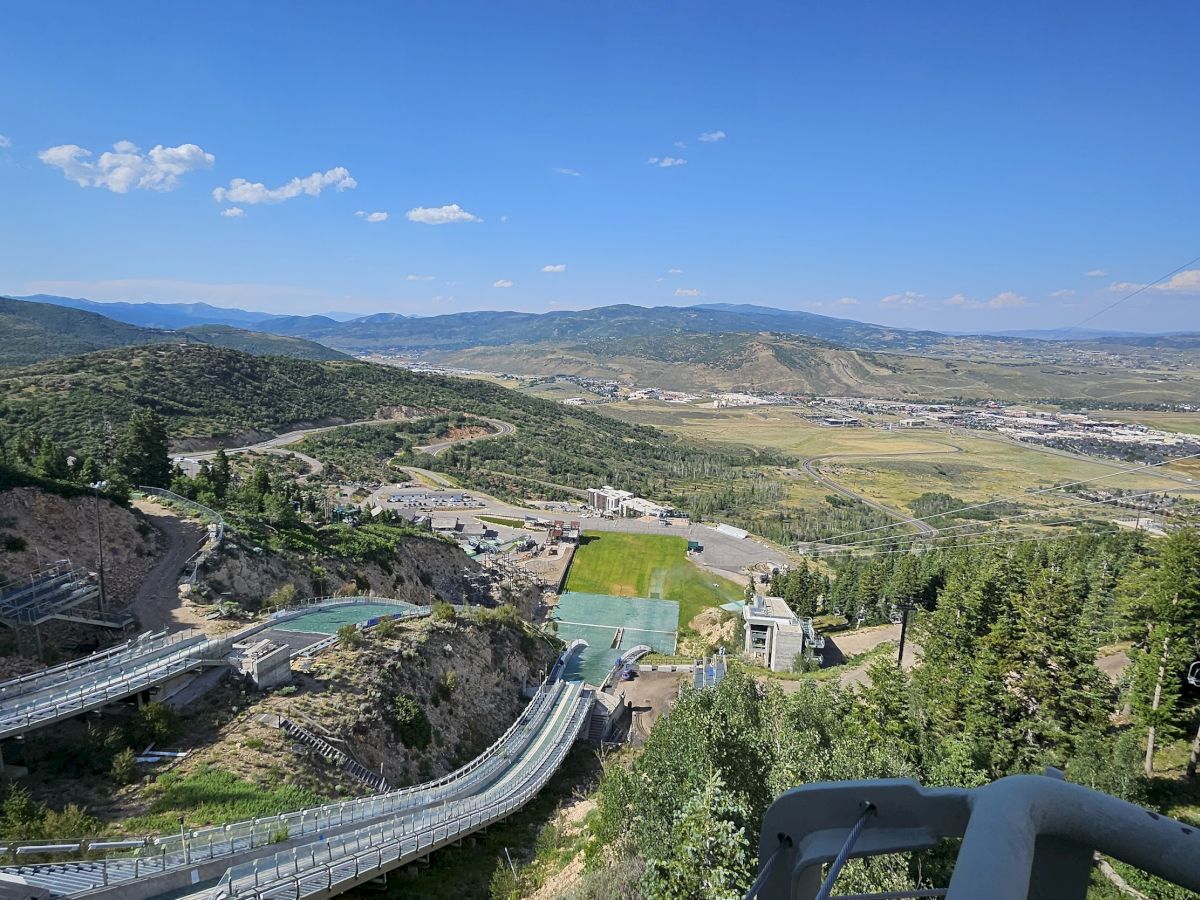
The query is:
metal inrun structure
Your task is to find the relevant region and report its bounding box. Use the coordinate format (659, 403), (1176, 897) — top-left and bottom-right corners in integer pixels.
(748, 773), (1200, 900)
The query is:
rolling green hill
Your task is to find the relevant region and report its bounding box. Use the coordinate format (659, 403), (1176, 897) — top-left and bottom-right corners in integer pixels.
(425, 331), (1200, 404)
(0, 343), (741, 499)
(0, 296), (347, 365)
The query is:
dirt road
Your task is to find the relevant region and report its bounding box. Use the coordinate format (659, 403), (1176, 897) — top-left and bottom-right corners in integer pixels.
(415, 417), (515, 456)
(130, 500), (206, 631)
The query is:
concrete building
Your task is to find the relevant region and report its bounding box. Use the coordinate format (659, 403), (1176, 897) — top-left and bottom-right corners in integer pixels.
(587, 486), (635, 514)
(742, 595), (824, 672)
(619, 497), (673, 518)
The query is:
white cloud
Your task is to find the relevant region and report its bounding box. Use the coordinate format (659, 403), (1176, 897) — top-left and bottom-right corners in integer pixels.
(0, 135), (10, 149)
(213, 166), (356, 205)
(674, 287), (702, 297)
(40, 140), (214, 193)
(698, 130), (727, 142)
(493, 279), (514, 288)
(354, 210), (389, 222)
(668, 267), (683, 275)
(673, 140), (687, 149)
(647, 156), (687, 168)
(943, 290), (1028, 309)
(220, 206), (245, 218)
(500, 214), (509, 223)
(405, 203), (482, 225)
(1050, 288), (1076, 298)
(405, 274), (434, 281)
(1109, 269), (1200, 295)
(1085, 269), (1108, 277)
(837, 296), (859, 306)
(881, 291), (924, 306)
(553, 167), (581, 177)
(541, 264), (567, 273)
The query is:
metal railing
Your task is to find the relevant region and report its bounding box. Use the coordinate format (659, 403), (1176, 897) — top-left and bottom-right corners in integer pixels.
(0, 672), (585, 893)
(748, 773), (1200, 900)
(0, 629), (174, 701)
(216, 683), (594, 899)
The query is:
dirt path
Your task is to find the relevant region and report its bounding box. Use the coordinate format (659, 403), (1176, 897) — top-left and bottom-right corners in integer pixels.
(129, 500), (206, 632)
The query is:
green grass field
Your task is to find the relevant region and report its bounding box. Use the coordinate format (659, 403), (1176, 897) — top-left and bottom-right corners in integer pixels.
(564, 531), (743, 627)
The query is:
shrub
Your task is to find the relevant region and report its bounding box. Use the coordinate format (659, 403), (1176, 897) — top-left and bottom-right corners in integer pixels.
(110, 748), (138, 785)
(266, 584), (298, 609)
(2, 535), (26, 552)
(374, 614), (398, 639)
(431, 602), (457, 623)
(337, 624), (365, 649)
(391, 693), (432, 749)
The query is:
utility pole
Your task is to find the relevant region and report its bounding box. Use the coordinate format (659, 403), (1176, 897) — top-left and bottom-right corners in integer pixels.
(91, 480), (108, 615)
(897, 603), (916, 668)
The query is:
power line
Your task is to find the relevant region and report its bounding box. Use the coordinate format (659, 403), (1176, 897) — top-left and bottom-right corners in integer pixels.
(815, 487), (1197, 553)
(1045, 252), (1200, 342)
(803, 450), (1200, 547)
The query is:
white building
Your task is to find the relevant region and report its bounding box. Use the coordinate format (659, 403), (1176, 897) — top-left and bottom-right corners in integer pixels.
(587, 486), (635, 514)
(742, 595), (824, 672)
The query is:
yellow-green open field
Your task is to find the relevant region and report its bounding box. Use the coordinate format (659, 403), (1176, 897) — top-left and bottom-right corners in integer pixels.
(604, 402), (1200, 521)
(1100, 410), (1200, 436)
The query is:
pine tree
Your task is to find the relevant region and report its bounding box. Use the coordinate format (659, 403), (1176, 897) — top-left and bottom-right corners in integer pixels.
(211, 447), (231, 499)
(1121, 528), (1200, 775)
(113, 410), (170, 487)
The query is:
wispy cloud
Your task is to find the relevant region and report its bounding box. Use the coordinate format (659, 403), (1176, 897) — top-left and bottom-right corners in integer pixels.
(355, 210), (388, 222)
(213, 166), (355, 205)
(674, 287), (702, 297)
(405, 274), (434, 281)
(0, 135), (11, 149)
(837, 297), (859, 306)
(553, 167), (581, 177)
(220, 207), (245, 218)
(1050, 288), (1075, 298)
(541, 264), (567, 273)
(647, 156), (687, 168)
(1085, 269), (1108, 277)
(673, 140), (687, 149)
(405, 203), (482, 225)
(698, 130), (726, 143)
(881, 291), (924, 306)
(41, 140), (214, 193)
(944, 290), (1028, 309)
(668, 267), (683, 275)
(1108, 269), (1200, 295)
(493, 279), (514, 288)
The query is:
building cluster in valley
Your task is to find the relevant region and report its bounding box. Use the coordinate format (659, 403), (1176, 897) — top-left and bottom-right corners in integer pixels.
(586, 486), (676, 519)
(819, 398), (1200, 462)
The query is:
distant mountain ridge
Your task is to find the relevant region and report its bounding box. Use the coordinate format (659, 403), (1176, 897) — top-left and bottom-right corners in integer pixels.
(0, 297), (347, 365)
(15, 294), (287, 330)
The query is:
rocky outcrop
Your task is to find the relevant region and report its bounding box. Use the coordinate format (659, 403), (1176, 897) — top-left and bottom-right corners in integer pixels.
(197, 533), (492, 609)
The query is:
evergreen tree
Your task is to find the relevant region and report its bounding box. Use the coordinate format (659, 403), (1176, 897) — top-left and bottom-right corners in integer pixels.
(211, 447), (231, 499)
(113, 410), (170, 487)
(1121, 528), (1200, 775)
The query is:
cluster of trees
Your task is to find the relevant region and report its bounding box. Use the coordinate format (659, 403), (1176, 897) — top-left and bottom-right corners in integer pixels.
(577, 529), (1200, 899)
(767, 561), (828, 618)
(0, 409), (170, 495)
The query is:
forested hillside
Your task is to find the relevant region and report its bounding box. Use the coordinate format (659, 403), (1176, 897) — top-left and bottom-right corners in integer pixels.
(0, 343), (769, 503)
(0, 297), (346, 365)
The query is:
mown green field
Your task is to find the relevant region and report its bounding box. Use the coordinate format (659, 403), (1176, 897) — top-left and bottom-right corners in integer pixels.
(563, 531), (743, 627)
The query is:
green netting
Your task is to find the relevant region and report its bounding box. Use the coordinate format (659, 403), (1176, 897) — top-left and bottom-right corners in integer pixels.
(552, 593), (679, 684)
(277, 602), (423, 635)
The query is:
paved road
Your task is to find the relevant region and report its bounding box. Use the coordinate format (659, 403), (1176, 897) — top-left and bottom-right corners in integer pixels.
(129, 500), (206, 631)
(416, 416), (515, 456)
(799, 447), (965, 538)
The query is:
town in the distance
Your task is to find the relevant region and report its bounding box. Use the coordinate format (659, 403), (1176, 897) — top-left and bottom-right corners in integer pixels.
(2, 4), (1200, 899)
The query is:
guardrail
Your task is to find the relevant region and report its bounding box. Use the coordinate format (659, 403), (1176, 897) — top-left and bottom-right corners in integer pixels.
(0, 678), (581, 893)
(137, 486), (227, 541)
(0, 630), (231, 741)
(0, 630), (172, 701)
(217, 684), (594, 899)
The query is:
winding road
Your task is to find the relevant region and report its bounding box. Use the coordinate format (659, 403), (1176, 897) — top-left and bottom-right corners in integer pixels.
(174, 416), (516, 478)
(799, 443), (967, 540)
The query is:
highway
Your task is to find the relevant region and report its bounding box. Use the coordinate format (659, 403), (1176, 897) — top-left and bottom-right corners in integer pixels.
(415, 416), (515, 456)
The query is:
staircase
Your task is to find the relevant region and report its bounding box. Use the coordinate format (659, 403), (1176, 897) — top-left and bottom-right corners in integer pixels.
(280, 718), (389, 792)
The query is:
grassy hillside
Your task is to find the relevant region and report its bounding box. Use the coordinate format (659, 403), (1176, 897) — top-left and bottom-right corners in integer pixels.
(0, 343), (753, 501)
(425, 332), (1200, 404)
(0, 297), (346, 365)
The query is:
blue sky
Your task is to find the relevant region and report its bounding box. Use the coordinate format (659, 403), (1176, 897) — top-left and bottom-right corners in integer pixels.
(1, 1), (1198, 331)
